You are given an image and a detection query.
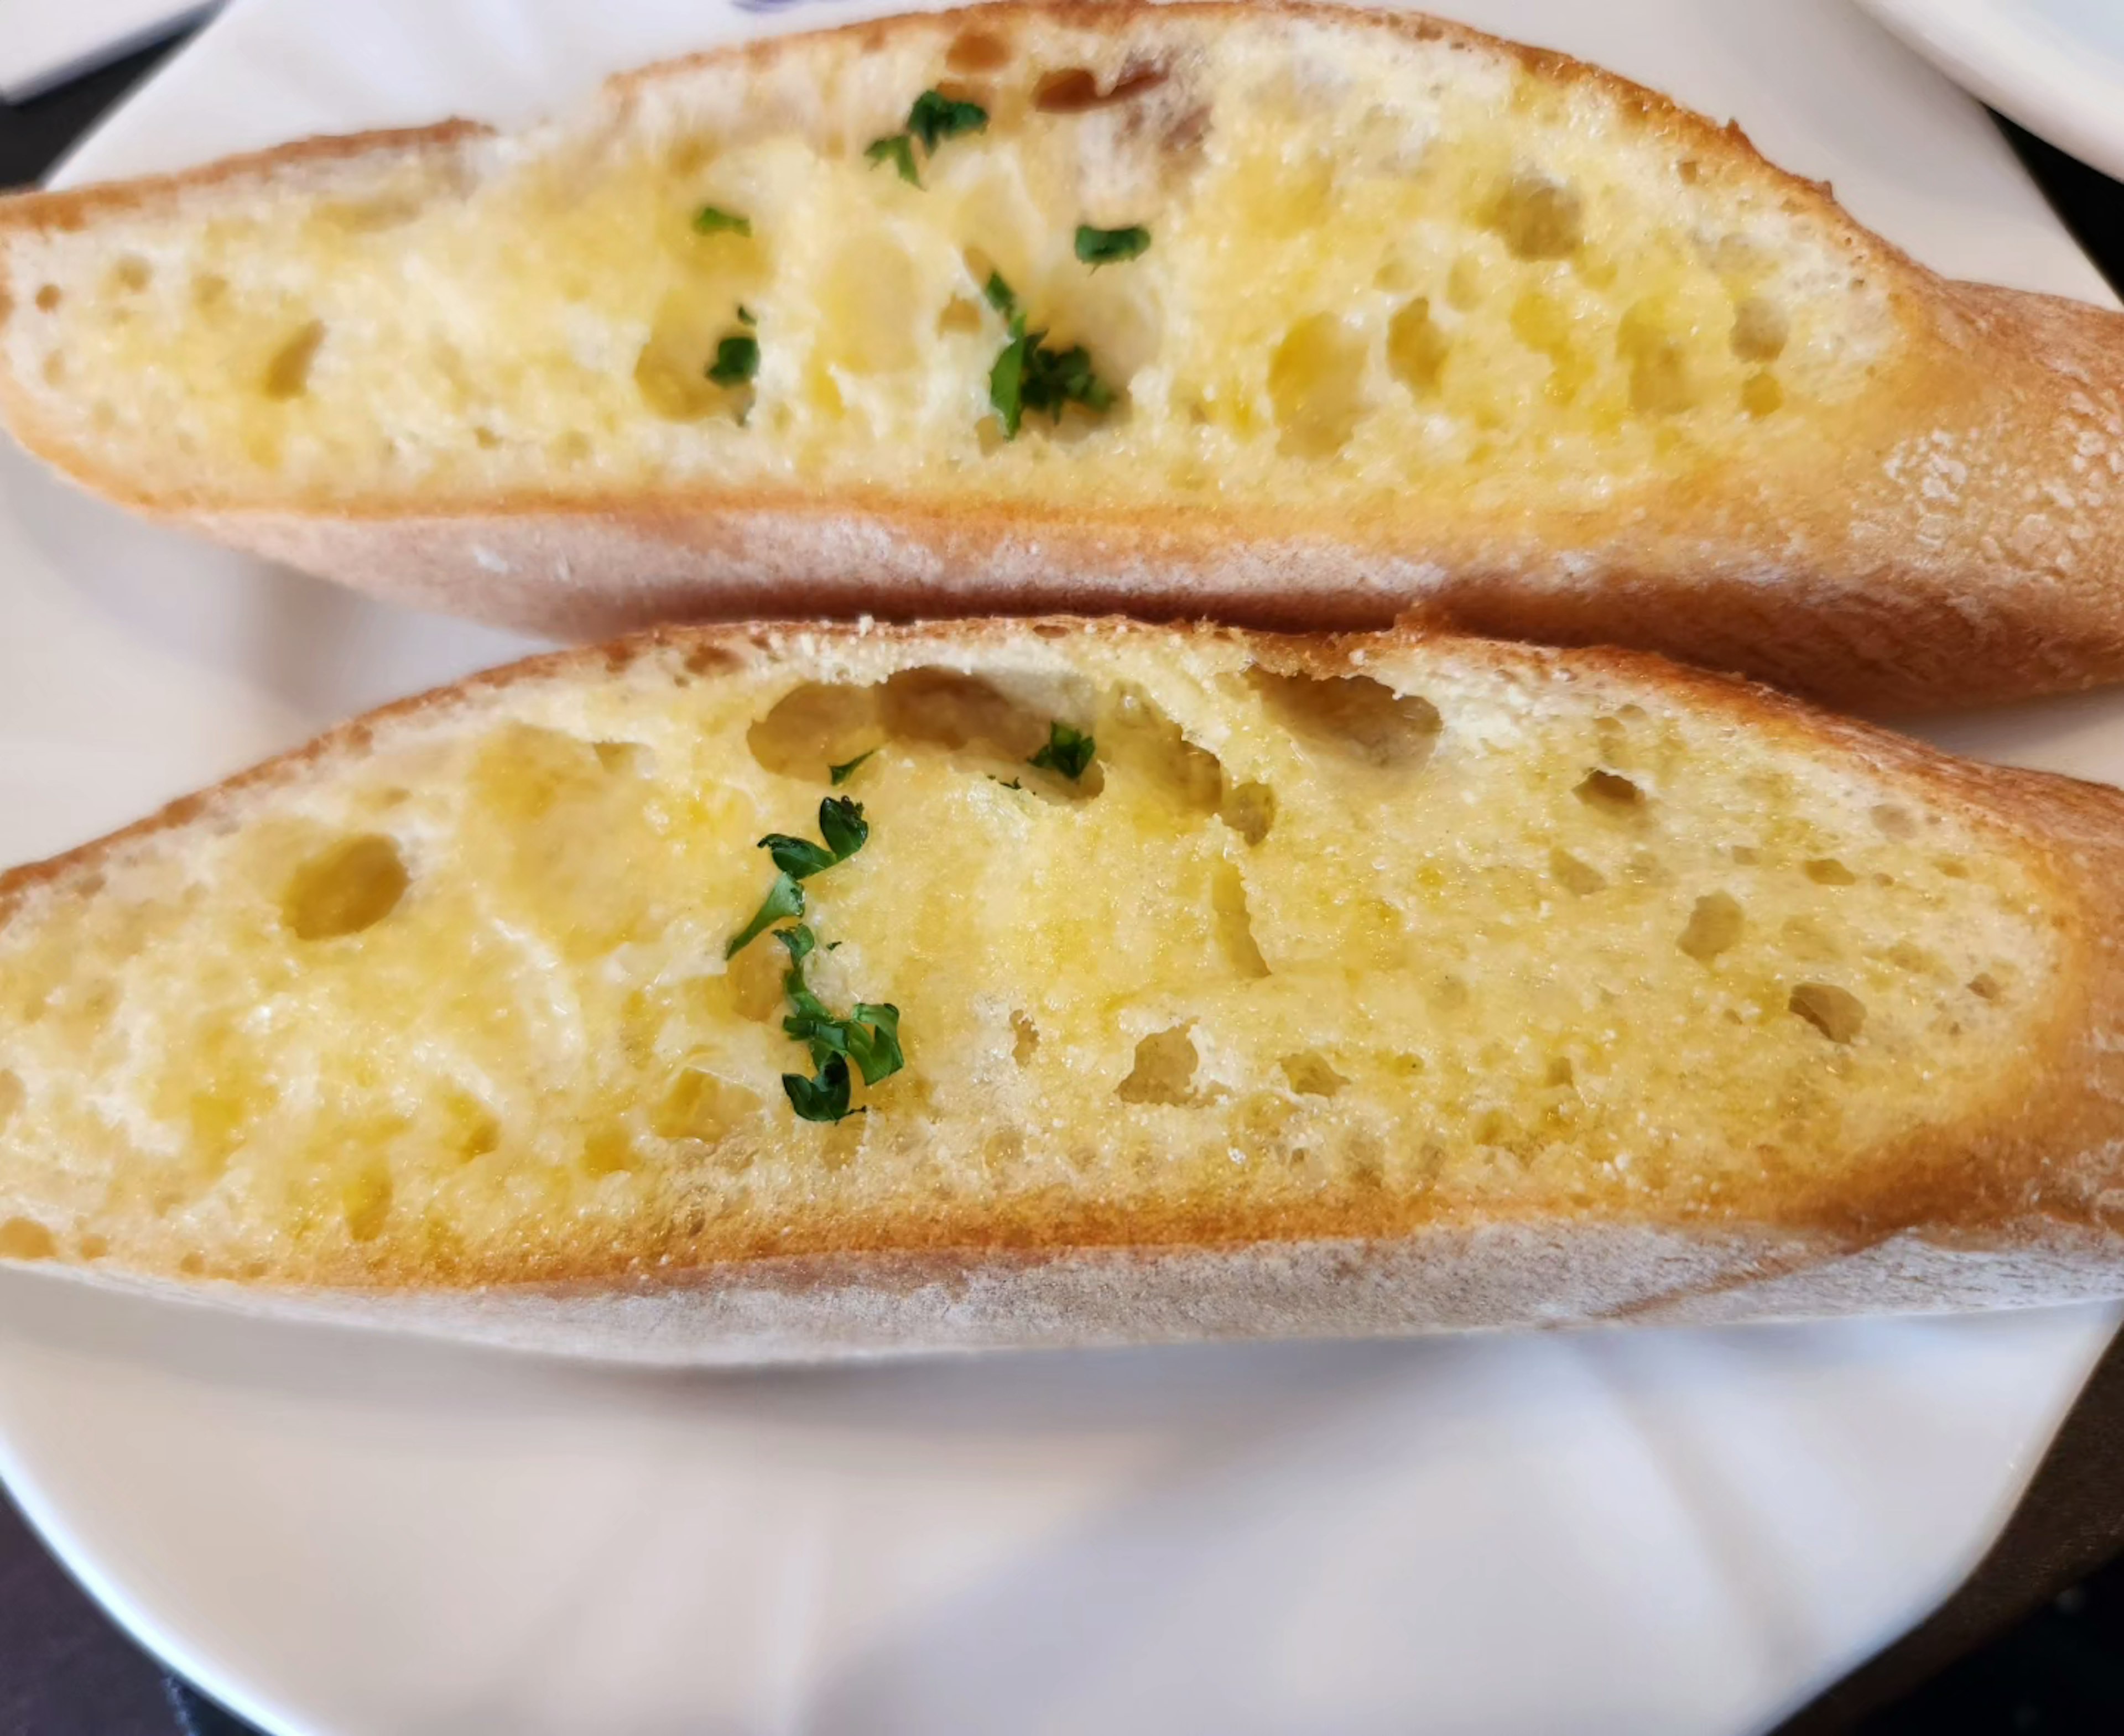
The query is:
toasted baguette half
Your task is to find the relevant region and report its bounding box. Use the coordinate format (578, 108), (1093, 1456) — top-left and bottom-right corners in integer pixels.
(1, 616), (2123, 1362)
(3, 5), (2123, 712)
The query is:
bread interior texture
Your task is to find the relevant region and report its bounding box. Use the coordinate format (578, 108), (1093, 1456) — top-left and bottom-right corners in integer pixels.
(1, 7), (1893, 514)
(0, 628), (2055, 1287)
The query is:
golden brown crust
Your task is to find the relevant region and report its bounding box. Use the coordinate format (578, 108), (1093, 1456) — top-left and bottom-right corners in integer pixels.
(3, 616), (2124, 1333)
(3, 5), (2122, 711)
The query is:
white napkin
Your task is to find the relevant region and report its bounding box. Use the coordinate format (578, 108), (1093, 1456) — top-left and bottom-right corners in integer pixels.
(0, 0), (214, 102)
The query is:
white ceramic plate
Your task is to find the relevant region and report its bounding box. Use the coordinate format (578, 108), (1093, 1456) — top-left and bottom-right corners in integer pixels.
(1860, 0), (2124, 186)
(0, 2), (2120, 1732)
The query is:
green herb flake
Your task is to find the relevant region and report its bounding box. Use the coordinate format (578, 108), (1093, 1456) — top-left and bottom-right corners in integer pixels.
(757, 795), (867, 880)
(989, 317), (1032, 437)
(693, 205), (753, 238)
(988, 310), (1115, 440)
(1029, 721), (1096, 780)
(829, 749), (877, 786)
(726, 871), (804, 958)
(907, 89), (988, 151)
(845, 1002), (904, 1085)
(817, 795), (868, 861)
(737, 304), (757, 327)
(865, 134), (920, 186)
(1075, 223), (1150, 267)
(982, 271), (1018, 319)
(783, 1054), (855, 1123)
(706, 333), (759, 387)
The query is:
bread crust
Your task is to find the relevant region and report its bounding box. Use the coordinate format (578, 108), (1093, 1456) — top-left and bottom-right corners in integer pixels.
(3, 3), (2123, 713)
(3, 616), (2124, 1358)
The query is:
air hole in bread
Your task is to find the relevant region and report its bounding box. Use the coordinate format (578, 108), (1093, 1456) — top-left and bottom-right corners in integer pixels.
(1032, 62), (1168, 112)
(1806, 858), (1857, 885)
(1619, 301), (1697, 414)
(653, 1064), (761, 1143)
(1489, 172), (1584, 260)
(1574, 769), (1645, 819)
(282, 834), (409, 940)
(937, 296), (983, 336)
(882, 668), (1051, 762)
(1118, 1024), (1198, 1104)
(342, 1160), (393, 1240)
(1249, 669), (1441, 770)
(946, 28), (1012, 71)
(1678, 892), (1743, 962)
(1884, 941), (1936, 975)
(635, 313), (728, 423)
(449, 1098), (501, 1161)
(0, 1216), (54, 1261)
(1969, 972), (2001, 1000)
(77, 1233), (108, 1260)
(110, 255), (151, 293)
(191, 272), (227, 311)
(1011, 1011), (1039, 1065)
(0, 1068), (20, 1128)
(751, 671), (1088, 789)
(1388, 297), (1450, 397)
(1741, 372), (1783, 417)
(1550, 847), (1607, 895)
(727, 939), (786, 1021)
(1512, 289), (1592, 404)
(748, 681), (883, 779)
(1220, 780), (1276, 844)
(1212, 864), (1270, 978)
(1268, 312), (1366, 458)
(592, 740), (654, 775)
(1731, 296), (1789, 362)
(1446, 254), (1485, 311)
(39, 352), (66, 386)
(1545, 1056), (1575, 1087)
(1790, 982), (1865, 1043)
(261, 319), (325, 401)
(1280, 1051), (1347, 1097)
(581, 1128), (642, 1176)
(33, 284), (60, 312)
(1871, 804), (1917, 838)
(1103, 685), (1224, 815)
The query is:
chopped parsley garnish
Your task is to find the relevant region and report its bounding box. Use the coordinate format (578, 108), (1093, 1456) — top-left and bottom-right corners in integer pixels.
(1075, 223), (1150, 267)
(693, 205), (752, 238)
(706, 333), (759, 387)
(829, 749), (877, 786)
(983, 271), (1018, 318)
(784, 1055), (853, 1123)
(727, 798), (868, 956)
(990, 309), (1114, 438)
(866, 90), (988, 190)
(1029, 721), (1096, 780)
(759, 795), (868, 879)
(865, 134), (920, 185)
(774, 922), (904, 1122)
(737, 304), (757, 327)
(908, 90), (988, 150)
(726, 870), (803, 958)
(730, 806), (903, 1123)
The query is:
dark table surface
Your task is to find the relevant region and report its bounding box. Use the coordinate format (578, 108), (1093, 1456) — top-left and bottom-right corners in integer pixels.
(5, 25), (2124, 1736)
